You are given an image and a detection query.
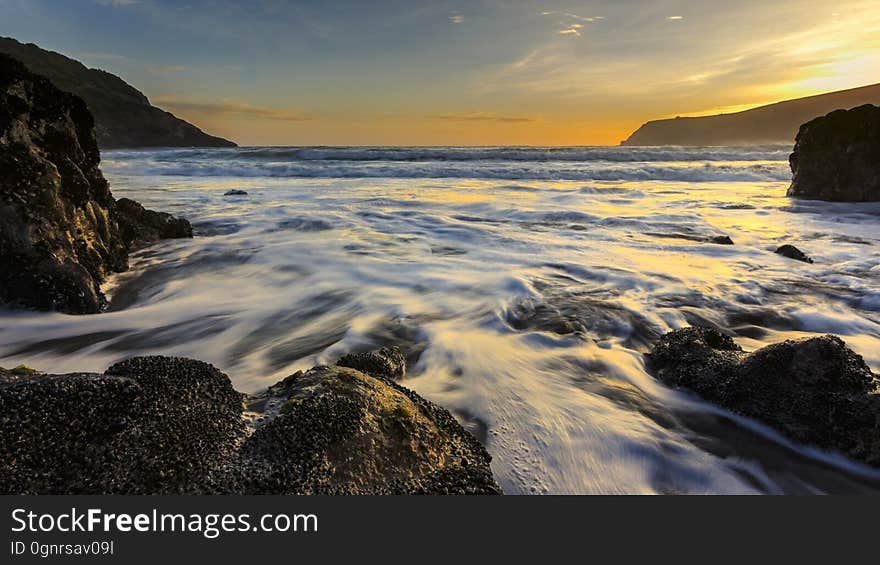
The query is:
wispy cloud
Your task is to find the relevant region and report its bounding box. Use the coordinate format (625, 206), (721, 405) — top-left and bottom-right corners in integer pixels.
(558, 23), (583, 36)
(541, 10), (603, 37)
(154, 96), (311, 122)
(145, 65), (187, 73)
(667, 16), (684, 21)
(430, 112), (536, 123)
(94, 0), (140, 6)
(449, 14), (464, 24)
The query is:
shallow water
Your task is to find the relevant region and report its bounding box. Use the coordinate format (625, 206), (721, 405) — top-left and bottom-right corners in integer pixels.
(2, 145), (880, 494)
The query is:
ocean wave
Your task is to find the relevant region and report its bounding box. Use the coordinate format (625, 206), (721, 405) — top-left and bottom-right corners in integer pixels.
(104, 145), (792, 163)
(102, 157), (791, 183)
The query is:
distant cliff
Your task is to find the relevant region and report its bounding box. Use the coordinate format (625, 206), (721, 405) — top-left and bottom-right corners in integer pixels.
(622, 83), (880, 146)
(0, 37), (235, 149)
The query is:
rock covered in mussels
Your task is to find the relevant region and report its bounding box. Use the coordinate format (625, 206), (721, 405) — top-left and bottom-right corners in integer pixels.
(0, 352), (501, 495)
(236, 364), (499, 494)
(787, 104), (880, 202)
(0, 53), (191, 314)
(646, 327), (880, 467)
(0, 356), (244, 494)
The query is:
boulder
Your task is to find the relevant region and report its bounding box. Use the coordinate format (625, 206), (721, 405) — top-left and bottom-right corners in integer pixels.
(336, 346), (406, 380)
(0, 352), (501, 495)
(236, 364), (499, 494)
(0, 356), (244, 494)
(0, 53), (191, 314)
(787, 104), (880, 202)
(775, 244), (813, 263)
(646, 327), (880, 467)
(116, 197), (192, 246)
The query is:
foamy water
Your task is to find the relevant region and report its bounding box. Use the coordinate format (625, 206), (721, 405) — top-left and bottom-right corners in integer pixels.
(2, 145), (879, 494)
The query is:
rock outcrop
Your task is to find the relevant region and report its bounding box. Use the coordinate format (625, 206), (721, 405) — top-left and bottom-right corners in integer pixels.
(787, 104), (880, 202)
(0, 352), (501, 495)
(646, 327), (880, 467)
(0, 37), (235, 148)
(0, 53), (191, 314)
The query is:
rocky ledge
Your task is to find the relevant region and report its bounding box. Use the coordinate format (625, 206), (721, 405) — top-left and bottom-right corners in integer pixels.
(0, 348), (501, 495)
(787, 104), (880, 202)
(646, 327), (880, 467)
(0, 53), (191, 314)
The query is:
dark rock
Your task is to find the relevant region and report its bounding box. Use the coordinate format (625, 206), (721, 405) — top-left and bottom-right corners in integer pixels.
(709, 235), (734, 245)
(116, 197), (193, 246)
(646, 327), (880, 467)
(0, 356), (245, 494)
(235, 364), (500, 494)
(787, 104), (880, 202)
(0, 353), (501, 495)
(337, 346), (406, 380)
(775, 244), (814, 263)
(0, 53), (192, 314)
(223, 189), (248, 196)
(0, 37), (235, 149)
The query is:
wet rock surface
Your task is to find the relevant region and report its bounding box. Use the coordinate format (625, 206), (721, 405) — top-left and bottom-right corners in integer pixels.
(116, 197), (193, 246)
(235, 363), (500, 494)
(646, 327), (880, 467)
(337, 346), (406, 380)
(0, 352), (501, 494)
(775, 244), (814, 263)
(0, 53), (192, 314)
(787, 104), (880, 202)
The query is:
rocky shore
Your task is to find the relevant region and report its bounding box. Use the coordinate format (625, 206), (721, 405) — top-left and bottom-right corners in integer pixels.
(0, 53), (192, 314)
(0, 348), (501, 495)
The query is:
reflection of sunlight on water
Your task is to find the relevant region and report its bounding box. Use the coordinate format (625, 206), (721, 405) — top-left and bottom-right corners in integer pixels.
(2, 148), (880, 494)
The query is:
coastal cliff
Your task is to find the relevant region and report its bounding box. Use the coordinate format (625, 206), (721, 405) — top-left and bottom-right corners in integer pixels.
(0, 53), (191, 314)
(622, 82), (880, 146)
(0, 37), (235, 149)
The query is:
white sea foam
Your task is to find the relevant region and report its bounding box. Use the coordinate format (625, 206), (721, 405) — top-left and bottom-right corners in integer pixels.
(2, 146), (878, 494)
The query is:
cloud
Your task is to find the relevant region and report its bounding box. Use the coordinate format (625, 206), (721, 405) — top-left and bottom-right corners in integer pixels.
(153, 96), (311, 122)
(541, 10), (603, 37)
(449, 14), (464, 24)
(430, 112), (536, 123)
(541, 11), (604, 23)
(145, 65), (187, 73)
(94, 0), (140, 6)
(667, 16), (684, 20)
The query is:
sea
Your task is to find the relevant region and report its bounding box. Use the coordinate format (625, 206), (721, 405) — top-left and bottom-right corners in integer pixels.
(2, 145), (879, 494)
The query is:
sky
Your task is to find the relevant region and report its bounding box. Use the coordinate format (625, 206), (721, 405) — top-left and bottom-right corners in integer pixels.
(1, 0), (878, 145)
